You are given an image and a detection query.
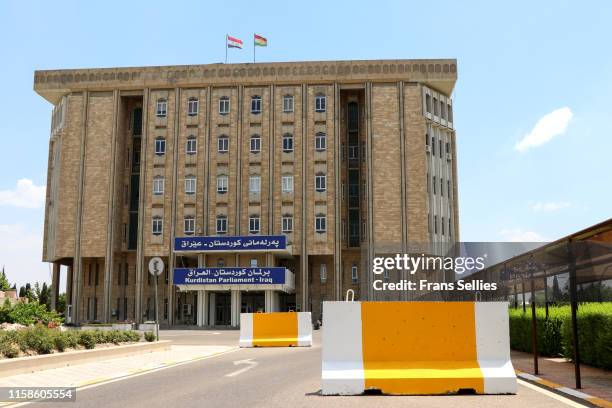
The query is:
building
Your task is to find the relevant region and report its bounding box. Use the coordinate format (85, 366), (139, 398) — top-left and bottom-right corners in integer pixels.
(34, 59), (459, 326)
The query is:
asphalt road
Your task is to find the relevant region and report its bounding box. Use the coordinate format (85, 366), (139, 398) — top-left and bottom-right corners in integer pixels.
(32, 330), (585, 408)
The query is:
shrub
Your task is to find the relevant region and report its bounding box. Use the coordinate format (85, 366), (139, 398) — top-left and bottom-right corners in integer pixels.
(144, 331), (156, 342)
(24, 325), (54, 354)
(7, 302), (63, 326)
(123, 331), (141, 342)
(62, 331), (79, 349)
(53, 332), (68, 352)
(78, 331), (96, 350)
(0, 341), (19, 358)
(509, 303), (612, 370)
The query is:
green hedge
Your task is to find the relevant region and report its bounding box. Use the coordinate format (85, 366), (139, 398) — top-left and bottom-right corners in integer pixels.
(509, 303), (612, 370)
(0, 326), (141, 358)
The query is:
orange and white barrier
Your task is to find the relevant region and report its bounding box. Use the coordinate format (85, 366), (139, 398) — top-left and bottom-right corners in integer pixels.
(239, 312), (312, 347)
(321, 301), (516, 395)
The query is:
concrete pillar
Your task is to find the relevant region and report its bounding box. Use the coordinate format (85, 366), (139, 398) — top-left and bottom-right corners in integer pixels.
(50, 262), (60, 311)
(66, 265), (73, 306)
(264, 290), (278, 312)
(208, 292), (216, 326)
(231, 290), (241, 327)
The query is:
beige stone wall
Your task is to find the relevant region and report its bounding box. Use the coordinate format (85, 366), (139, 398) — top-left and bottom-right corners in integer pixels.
(80, 93), (114, 258)
(371, 84), (403, 246)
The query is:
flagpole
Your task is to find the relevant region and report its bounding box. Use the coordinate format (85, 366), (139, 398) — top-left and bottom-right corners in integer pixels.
(225, 34), (228, 64)
(253, 34), (256, 63)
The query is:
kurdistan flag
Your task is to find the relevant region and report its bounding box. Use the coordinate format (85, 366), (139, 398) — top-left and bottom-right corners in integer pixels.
(254, 34), (267, 46)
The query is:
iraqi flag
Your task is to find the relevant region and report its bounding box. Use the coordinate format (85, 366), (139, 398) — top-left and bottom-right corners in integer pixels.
(227, 35), (243, 49)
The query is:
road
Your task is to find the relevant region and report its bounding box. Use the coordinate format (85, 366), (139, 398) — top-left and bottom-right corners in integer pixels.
(31, 330), (585, 408)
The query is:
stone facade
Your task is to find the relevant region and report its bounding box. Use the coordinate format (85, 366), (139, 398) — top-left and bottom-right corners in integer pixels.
(35, 59), (459, 325)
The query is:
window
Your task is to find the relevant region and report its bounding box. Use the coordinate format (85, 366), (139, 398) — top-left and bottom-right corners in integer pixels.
(184, 216), (195, 235)
(251, 95), (262, 114)
(383, 269), (390, 282)
(433, 176), (436, 194)
(351, 265), (358, 283)
(433, 97), (439, 116)
(440, 178), (444, 197)
(448, 217), (452, 236)
(448, 104), (453, 122)
(425, 94), (432, 113)
(186, 136), (197, 155)
(315, 173), (326, 192)
(432, 137), (436, 156)
(155, 138), (166, 155)
(315, 214), (327, 233)
(249, 176), (261, 193)
(282, 133), (294, 153)
(446, 142), (450, 154)
(218, 135), (229, 153)
(282, 175), (293, 193)
(249, 216), (260, 234)
(217, 175), (228, 194)
(434, 215), (438, 234)
(216, 215), (227, 234)
(439, 140), (443, 158)
(185, 175), (196, 195)
(315, 132), (327, 151)
(282, 215), (293, 233)
(447, 180), (451, 197)
(219, 96), (230, 114)
(250, 259), (258, 267)
(441, 216), (445, 236)
(156, 99), (167, 117)
(187, 97), (199, 116)
(152, 216), (163, 236)
(283, 95), (294, 113)
(217, 258), (225, 267)
(315, 94), (326, 112)
(152, 176), (164, 195)
(425, 133), (429, 146)
(320, 264), (327, 283)
(441, 102), (447, 120)
(250, 134), (261, 153)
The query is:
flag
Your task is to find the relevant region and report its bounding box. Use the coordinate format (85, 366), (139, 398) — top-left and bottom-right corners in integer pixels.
(227, 35), (243, 49)
(254, 34), (267, 47)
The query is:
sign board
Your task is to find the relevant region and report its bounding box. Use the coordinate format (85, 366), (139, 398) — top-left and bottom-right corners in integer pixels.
(174, 235), (287, 252)
(148, 257), (164, 276)
(173, 267), (286, 285)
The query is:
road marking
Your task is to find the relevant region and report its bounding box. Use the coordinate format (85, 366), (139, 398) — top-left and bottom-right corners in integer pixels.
(518, 379), (589, 407)
(225, 358), (258, 377)
(4, 347), (242, 407)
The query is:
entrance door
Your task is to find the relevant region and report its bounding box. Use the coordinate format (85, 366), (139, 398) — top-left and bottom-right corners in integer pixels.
(241, 292), (265, 313)
(215, 292), (231, 326)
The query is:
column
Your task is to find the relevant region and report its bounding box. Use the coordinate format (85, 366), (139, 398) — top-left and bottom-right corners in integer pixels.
(201, 290), (209, 326)
(50, 262), (60, 311)
(264, 290), (278, 312)
(230, 289), (241, 327)
(208, 292), (216, 326)
(66, 265), (73, 306)
(196, 290), (203, 326)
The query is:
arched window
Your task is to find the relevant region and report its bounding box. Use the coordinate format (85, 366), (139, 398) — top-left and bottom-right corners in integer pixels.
(156, 98), (167, 117)
(282, 133), (294, 153)
(219, 96), (230, 114)
(184, 216), (195, 235)
(218, 134), (229, 152)
(251, 95), (262, 114)
(186, 135), (197, 154)
(187, 97), (199, 116)
(315, 93), (326, 112)
(152, 176), (164, 196)
(154, 137), (166, 155)
(283, 95), (294, 113)
(315, 132), (327, 151)
(250, 134), (261, 153)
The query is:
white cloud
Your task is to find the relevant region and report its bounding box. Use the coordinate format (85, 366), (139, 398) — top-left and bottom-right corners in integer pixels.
(515, 107), (573, 152)
(0, 179), (46, 208)
(531, 201), (571, 212)
(499, 228), (547, 242)
(0, 223), (50, 289)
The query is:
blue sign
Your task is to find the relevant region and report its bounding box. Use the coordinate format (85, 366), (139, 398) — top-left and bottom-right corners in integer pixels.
(174, 235), (287, 252)
(173, 267), (286, 285)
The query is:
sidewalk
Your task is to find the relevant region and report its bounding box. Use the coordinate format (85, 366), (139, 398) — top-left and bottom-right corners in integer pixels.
(512, 350), (612, 407)
(0, 344), (237, 404)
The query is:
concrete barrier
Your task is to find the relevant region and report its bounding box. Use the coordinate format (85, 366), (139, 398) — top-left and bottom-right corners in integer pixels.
(321, 301), (516, 395)
(239, 312), (312, 347)
(0, 340), (172, 378)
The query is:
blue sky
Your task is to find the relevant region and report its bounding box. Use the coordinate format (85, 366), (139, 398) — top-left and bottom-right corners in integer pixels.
(0, 1), (610, 289)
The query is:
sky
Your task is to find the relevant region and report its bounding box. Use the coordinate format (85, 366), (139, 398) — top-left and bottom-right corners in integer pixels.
(0, 0), (610, 290)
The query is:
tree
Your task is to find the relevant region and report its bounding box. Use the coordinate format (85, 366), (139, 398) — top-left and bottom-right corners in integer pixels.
(552, 276), (561, 301)
(24, 283), (35, 302)
(0, 266), (11, 291)
(18, 286), (25, 298)
(39, 282), (49, 307)
(57, 293), (66, 314)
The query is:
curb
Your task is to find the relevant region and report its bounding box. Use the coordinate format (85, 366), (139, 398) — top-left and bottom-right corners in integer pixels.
(516, 370), (612, 408)
(0, 341), (172, 378)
